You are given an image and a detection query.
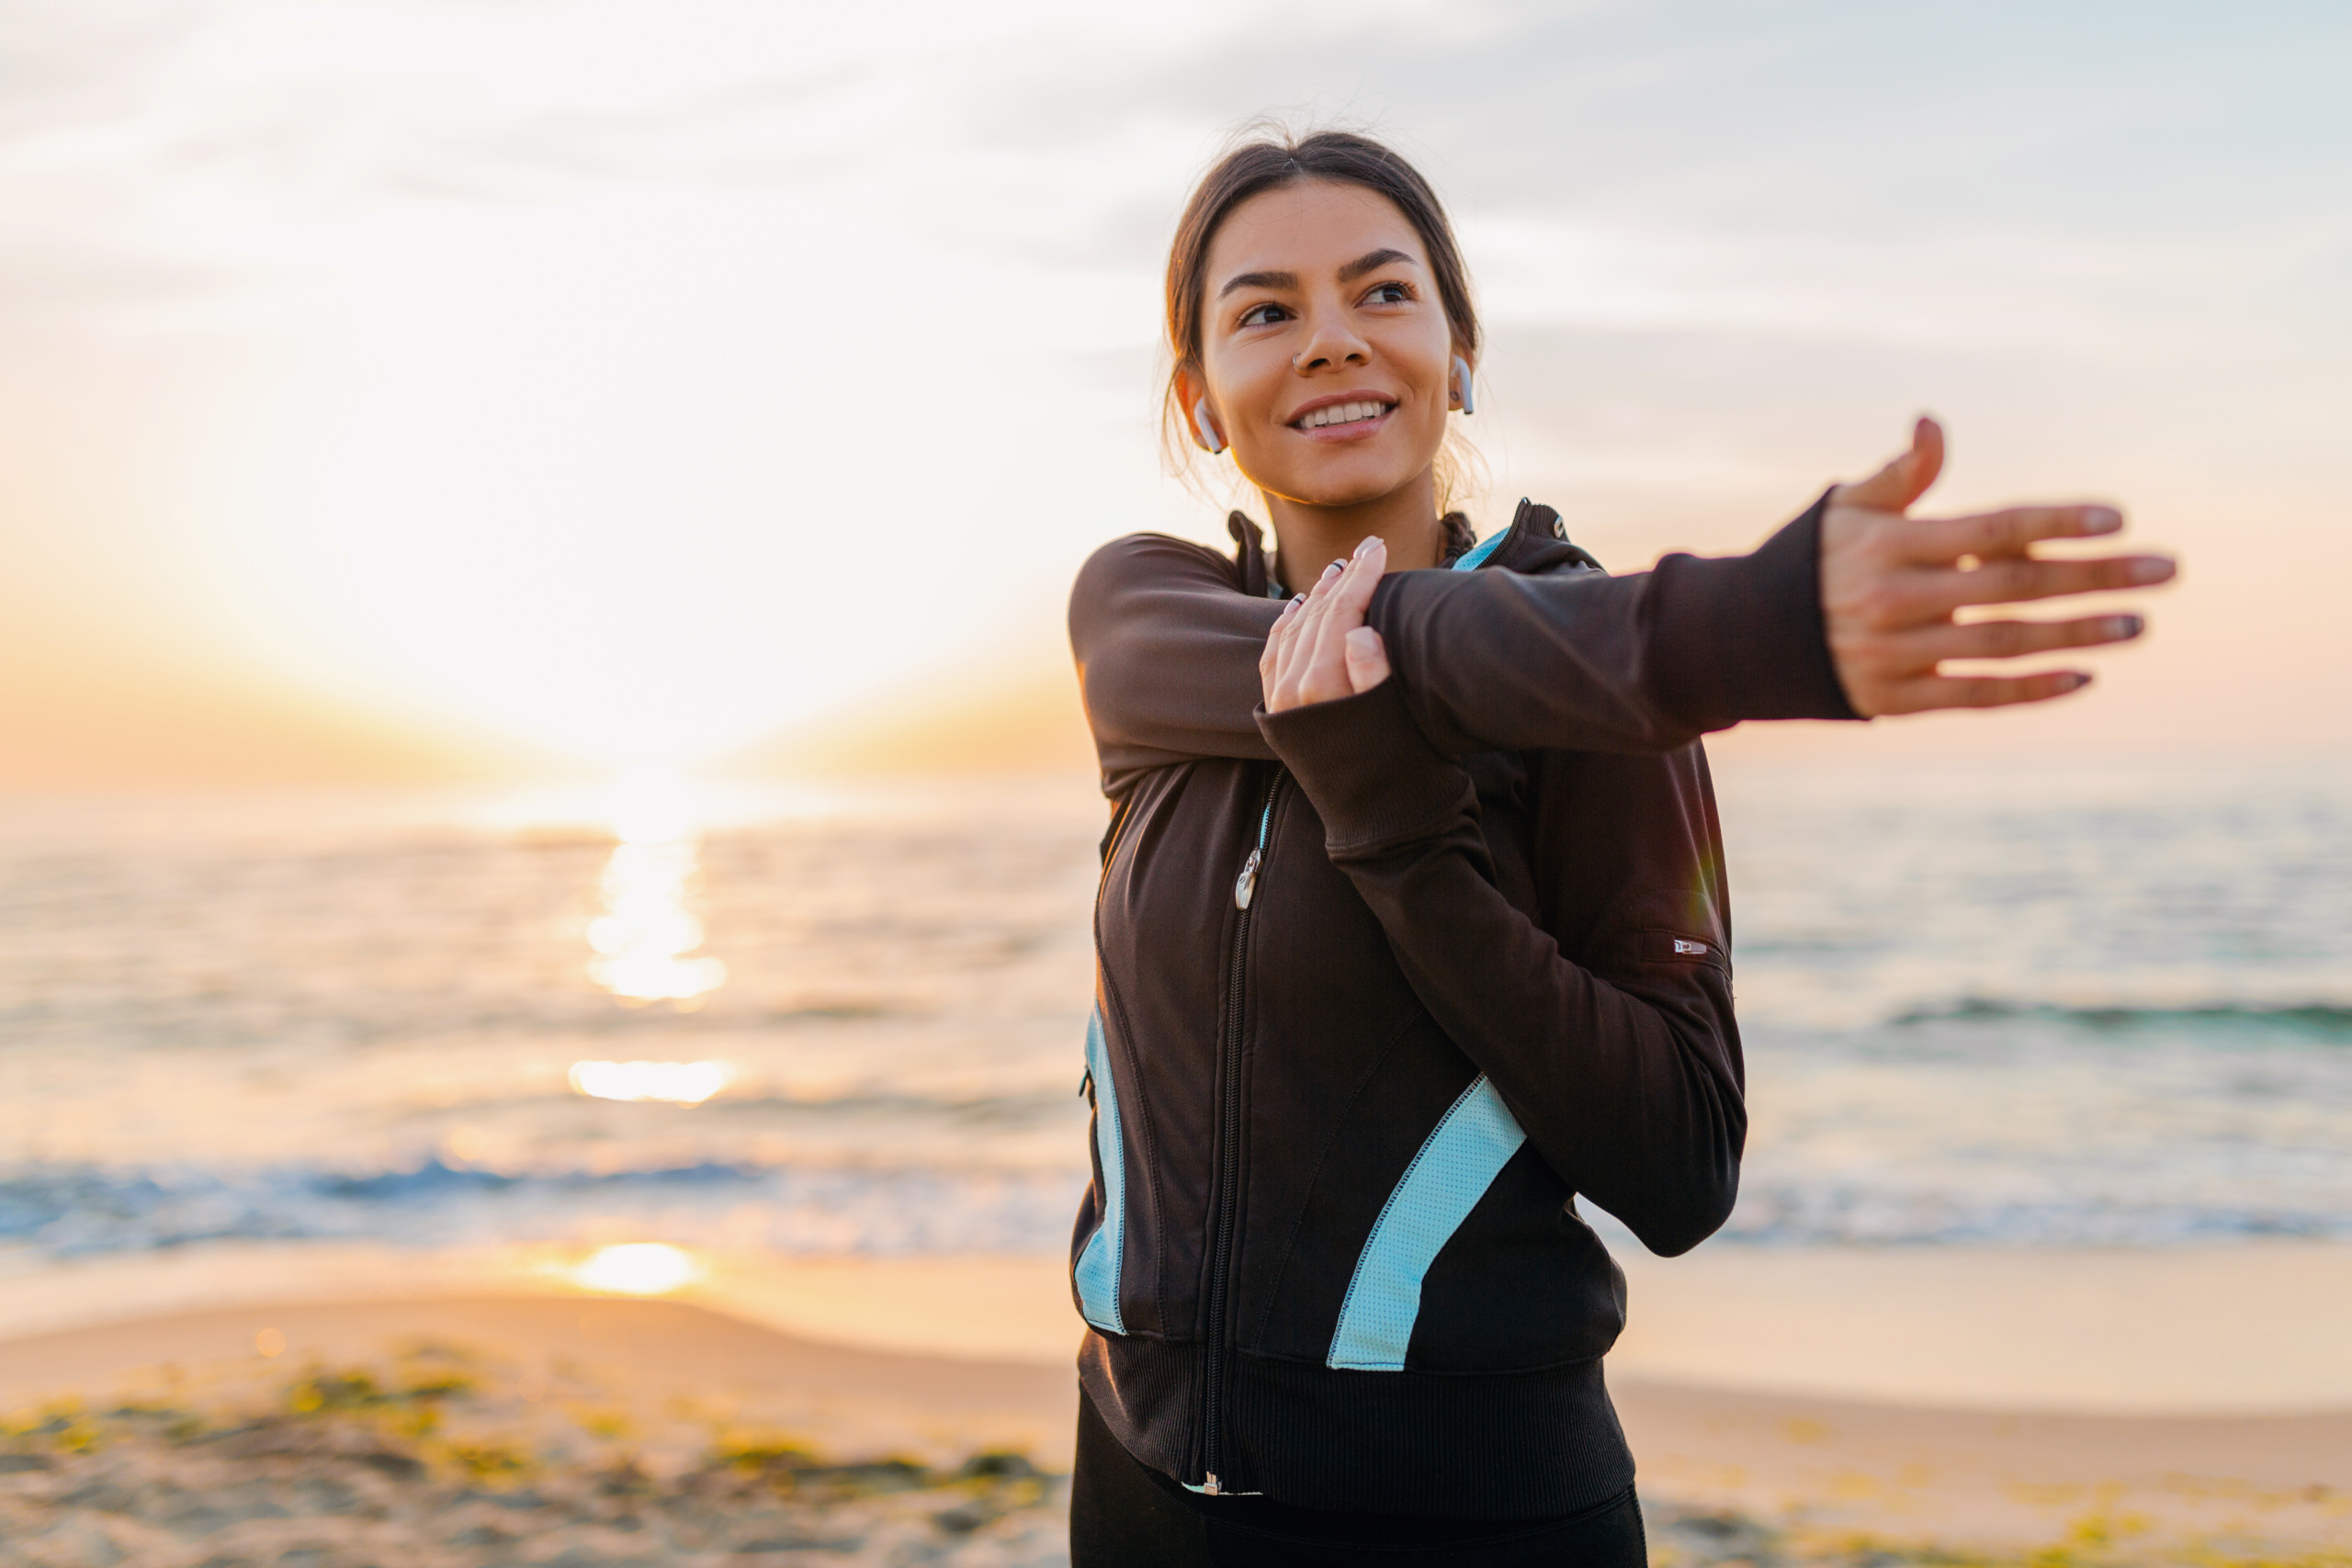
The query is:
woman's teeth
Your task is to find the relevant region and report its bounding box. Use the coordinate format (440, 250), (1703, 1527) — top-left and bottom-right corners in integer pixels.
(1296, 400), (1388, 430)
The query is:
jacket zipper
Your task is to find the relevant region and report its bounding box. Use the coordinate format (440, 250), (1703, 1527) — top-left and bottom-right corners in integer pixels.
(1201, 766), (1281, 1496)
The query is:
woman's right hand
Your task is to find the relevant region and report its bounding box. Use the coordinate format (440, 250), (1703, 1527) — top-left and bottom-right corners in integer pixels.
(1261, 536), (1393, 713)
(1820, 417), (2176, 716)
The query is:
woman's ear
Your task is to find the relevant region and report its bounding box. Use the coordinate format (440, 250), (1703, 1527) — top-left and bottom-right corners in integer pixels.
(1450, 353), (1476, 416)
(1178, 367), (1227, 455)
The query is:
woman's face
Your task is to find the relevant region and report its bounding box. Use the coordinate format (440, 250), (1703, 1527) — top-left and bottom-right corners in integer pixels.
(1186, 180), (1460, 512)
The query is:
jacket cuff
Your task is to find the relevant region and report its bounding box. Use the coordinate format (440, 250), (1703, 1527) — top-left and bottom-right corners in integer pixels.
(1257, 680), (1476, 856)
(1649, 491), (1862, 728)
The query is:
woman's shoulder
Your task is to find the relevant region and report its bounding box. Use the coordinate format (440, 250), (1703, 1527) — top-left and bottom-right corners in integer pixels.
(1073, 531), (1243, 599)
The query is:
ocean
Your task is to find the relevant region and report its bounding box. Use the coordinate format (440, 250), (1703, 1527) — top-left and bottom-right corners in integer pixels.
(5, 751), (2348, 1286)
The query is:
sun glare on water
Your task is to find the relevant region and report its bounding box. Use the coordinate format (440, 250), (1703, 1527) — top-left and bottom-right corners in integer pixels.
(587, 764), (728, 1005)
(568, 1058), (735, 1106)
(571, 1243), (697, 1296)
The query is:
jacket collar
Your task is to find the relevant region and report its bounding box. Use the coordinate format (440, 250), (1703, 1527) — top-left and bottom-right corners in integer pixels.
(1227, 498), (1600, 595)
(1227, 511), (1273, 598)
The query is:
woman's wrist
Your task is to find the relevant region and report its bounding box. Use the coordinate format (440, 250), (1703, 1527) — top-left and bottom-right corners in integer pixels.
(1257, 680), (1473, 857)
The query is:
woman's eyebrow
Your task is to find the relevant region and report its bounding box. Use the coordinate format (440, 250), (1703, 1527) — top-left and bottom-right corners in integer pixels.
(1336, 247), (1416, 282)
(1217, 268), (1297, 298)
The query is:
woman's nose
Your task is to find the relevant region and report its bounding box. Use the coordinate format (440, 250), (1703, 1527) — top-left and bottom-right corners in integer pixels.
(1293, 315), (1371, 372)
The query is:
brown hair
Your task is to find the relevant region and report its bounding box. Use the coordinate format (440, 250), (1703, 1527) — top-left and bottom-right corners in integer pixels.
(1162, 125), (1484, 532)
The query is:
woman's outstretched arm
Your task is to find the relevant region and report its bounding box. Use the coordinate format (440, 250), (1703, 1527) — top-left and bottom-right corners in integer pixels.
(1080, 420), (2175, 781)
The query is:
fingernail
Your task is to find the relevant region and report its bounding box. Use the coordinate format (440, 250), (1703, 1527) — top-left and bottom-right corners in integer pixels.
(2109, 614), (2144, 638)
(1293, 593), (1306, 604)
(2128, 558), (2172, 583)
(2083, 507), (2122, 533)
(1322, 561), (1343, 581)
(1353, 536), (1382, 558)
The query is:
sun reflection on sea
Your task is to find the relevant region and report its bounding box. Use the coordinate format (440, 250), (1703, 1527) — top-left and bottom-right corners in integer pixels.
(570, 1242), (697, 1296)
(568, 1058), (734, 1106)
(586, 764), (727, 1006)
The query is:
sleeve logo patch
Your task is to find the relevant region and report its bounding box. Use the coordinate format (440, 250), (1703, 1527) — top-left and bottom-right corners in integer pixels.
(1673, 939), (1710, 956)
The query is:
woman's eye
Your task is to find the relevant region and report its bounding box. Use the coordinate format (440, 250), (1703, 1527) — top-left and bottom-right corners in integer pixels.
(1363, 282), (1411, 306)
(1238, 302), (1289, 328)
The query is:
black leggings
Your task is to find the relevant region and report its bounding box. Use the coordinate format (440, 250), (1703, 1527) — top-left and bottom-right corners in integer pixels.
(1068, 1392), (1648, 1568)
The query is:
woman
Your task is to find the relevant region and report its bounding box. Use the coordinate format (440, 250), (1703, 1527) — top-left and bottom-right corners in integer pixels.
(1064, 130), (2166, 1566)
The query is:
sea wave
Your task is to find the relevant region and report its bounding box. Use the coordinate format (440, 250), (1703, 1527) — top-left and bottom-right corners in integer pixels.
(1885, 999), (2352, 1038)
(17, 1141), (2352, 1260)
(0, 1157), (1088, 1259)
(1713, 1183), (2352, 1248)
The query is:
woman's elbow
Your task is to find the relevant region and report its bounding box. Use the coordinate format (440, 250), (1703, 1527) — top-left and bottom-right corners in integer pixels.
(1625, 1158), (1739, 1258)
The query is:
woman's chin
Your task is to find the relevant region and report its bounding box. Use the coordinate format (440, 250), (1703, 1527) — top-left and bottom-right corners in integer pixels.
(1252, 461), (1427, 513)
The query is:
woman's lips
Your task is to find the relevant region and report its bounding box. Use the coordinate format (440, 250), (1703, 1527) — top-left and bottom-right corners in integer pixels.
(1289, 401), (1395, 439)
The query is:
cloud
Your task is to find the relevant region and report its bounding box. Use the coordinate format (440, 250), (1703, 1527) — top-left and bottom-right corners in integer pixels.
(0, 0), (2346, 774)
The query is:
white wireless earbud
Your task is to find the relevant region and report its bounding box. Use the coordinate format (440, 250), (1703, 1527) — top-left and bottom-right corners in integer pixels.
(1193, 397), (1227, 456)
(1452, 355), (1476, 416)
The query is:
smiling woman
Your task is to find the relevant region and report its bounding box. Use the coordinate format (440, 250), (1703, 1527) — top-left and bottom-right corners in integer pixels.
(1060, 126), (2174, 1567)
(1167, 137), (1485, 581)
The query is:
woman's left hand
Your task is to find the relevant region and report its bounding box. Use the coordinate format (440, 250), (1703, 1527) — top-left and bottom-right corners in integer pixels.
(1261, 536), (1393, 713)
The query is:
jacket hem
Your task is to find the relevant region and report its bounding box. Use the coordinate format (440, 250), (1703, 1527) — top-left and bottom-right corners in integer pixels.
(1080, 1331), (1635, 1520)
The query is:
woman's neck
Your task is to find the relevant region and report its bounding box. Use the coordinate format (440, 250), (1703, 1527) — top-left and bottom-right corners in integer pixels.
(1263, 471), (1448, 593)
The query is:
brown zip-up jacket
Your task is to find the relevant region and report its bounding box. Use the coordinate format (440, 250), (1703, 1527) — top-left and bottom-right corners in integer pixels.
(1066, 496), (1855, 1518)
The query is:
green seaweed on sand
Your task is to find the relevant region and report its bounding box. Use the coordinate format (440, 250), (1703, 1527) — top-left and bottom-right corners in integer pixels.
(1643, 1500), (2352, 1568)
(0, 1339), (1073, 1566)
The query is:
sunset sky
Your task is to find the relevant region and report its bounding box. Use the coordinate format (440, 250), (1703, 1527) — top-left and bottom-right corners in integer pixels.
(2, 1), (2345, 784)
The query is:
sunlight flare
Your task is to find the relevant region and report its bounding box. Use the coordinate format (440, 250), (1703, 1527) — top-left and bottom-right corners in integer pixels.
(571, 1243), (698, 1296)
(568, 1058), (736, 1106)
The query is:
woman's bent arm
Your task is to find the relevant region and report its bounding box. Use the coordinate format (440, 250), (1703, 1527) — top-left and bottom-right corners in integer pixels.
(1258, 680), (1746, 1256)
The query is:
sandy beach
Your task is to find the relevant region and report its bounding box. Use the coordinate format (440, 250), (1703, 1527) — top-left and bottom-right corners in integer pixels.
(6, 1249), (2352, 1565)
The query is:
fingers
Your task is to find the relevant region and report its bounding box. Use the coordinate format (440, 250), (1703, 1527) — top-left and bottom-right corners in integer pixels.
(1837, 613), (2140, 716)
(1260, 592), (1303, 704)
(1893, 502), (2123, 565)
(1920, 552), (2175, 616)
(1263, 536), (1387, 712)
(1829, 415), (1945, 514)
(1280, 556), (1351, 710)
(1302, 539), (1383, 683)
(1874, 669), (2093, 715)
(1329, 536), (1385, 620)
(1268, 557), (1347, 710)
(1343, 626), (1391, 693)
(1831, 580), (2162, 716)
(1907, 612), (2143, 664)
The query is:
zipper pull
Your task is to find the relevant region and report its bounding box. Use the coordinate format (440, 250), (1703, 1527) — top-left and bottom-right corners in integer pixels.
(1202, 1472), (1223, 1497)
(1232, 849), (1261, 910)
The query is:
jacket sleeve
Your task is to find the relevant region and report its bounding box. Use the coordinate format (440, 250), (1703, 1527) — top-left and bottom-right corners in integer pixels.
(1363, 494), (1854, 758)
(1069, 533), (1283, 792)
(1257, 679), (1746, 1257)
(1069, 497), (1858, 791)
